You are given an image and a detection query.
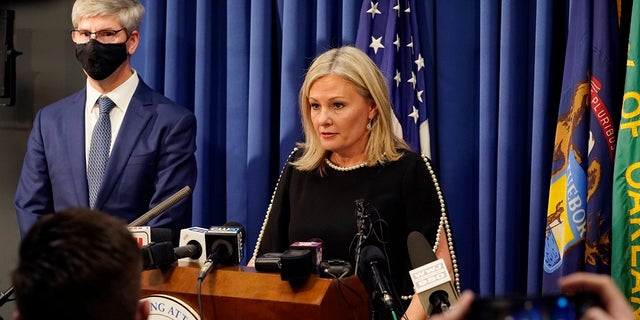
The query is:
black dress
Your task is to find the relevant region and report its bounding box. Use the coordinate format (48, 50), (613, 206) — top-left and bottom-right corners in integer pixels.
(255, 147), (449, 318)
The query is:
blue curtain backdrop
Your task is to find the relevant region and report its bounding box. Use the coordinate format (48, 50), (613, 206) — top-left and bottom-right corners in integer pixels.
(131, 0), (621, 296)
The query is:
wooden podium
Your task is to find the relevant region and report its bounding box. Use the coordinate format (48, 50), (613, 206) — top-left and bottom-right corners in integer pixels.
(141, 263), (370, 319)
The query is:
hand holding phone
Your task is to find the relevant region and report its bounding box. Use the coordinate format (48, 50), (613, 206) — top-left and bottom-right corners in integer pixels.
(427, 273), (632, 320)
(469, 293), (600, 320)
(559, 272), (634, 320)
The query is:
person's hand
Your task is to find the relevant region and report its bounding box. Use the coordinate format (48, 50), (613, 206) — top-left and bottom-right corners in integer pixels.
(426, 290), (474, 320)
(558, 272), (634, 320)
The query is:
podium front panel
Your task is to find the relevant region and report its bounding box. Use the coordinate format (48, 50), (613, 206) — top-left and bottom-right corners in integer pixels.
(141, 264), (369, 320)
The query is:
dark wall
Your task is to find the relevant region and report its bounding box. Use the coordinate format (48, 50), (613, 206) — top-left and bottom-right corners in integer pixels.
(0, 1), (84, 318)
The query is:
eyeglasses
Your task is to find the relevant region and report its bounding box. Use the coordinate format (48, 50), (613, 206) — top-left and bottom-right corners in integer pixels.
(70, 28), (127, 44)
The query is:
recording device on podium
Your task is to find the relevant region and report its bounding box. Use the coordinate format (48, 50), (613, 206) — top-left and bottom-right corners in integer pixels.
(407, 231), (459, 316)
(254, 240), (325, 285)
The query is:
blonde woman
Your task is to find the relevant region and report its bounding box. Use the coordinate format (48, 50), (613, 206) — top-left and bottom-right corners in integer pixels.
(253, 46), (457, 319)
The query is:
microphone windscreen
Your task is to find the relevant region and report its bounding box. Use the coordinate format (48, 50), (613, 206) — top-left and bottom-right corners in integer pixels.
(142, 241), (176, 270)
(359, 245), (385, 266)
(280, 249), (313, 285)
(129, 186), (191, 226)
(151, 228), (173, 243)
(407, 231), (437, 268)
(222, 221), (246, 238)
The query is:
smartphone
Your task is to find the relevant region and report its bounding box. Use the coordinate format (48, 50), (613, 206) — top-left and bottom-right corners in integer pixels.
(469, 293), (600, 320)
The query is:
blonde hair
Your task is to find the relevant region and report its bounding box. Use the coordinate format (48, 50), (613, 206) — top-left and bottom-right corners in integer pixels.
(294, 46), (409, 174)
(72, 0), (144, 33)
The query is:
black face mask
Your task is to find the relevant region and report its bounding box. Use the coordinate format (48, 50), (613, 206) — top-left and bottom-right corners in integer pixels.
(75, 39), (128, 81)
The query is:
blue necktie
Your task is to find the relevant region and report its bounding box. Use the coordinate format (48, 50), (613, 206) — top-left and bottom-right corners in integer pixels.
(87, 96), (115, 208)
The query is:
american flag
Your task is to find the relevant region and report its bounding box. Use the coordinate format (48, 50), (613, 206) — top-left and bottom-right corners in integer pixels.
(355, 0), (431, 157)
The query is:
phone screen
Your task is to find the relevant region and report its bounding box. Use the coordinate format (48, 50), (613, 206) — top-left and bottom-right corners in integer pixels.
(469, 294), (596, 320)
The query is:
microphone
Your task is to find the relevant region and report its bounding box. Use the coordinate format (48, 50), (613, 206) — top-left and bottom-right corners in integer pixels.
(178, 227), (209, 265)
(407, 231), (458, 316)
(254, 240), (322, 285)
(0, 285), (14, 308)
(128, 226), (172, 246)
(128, 186), (192, 227)
(141, 240), (202, 270)
(197, 222), (245, 281)
(358, 245), (398, 314)
(254, 250), (314, 286)
(141, 241), (175, 270)
(174, 240), (202, 260)
(290, 240), (323, 272)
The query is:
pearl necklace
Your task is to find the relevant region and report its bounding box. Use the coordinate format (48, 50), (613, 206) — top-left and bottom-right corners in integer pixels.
(252, 148), (460, 296)
(324, 158), (367, 171)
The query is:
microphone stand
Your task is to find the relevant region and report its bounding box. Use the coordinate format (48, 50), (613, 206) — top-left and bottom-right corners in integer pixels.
(0, 285), (15, 319)
(354, 199), (369, 276)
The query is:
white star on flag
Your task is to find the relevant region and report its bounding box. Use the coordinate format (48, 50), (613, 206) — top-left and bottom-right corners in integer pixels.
(409, 106), (419, 124)
(367, 1), (382, 18)
(369, 36), (385, 54)
(356, 0), (432, 157)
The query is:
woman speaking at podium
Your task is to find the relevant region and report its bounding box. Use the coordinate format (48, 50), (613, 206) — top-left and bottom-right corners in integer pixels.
(252, 46), (458, 320)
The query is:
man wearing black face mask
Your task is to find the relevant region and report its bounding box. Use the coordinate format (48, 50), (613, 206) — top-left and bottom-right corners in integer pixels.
(14, 0), (197, 241)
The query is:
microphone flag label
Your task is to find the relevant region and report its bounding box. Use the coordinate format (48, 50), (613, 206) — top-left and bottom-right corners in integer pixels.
(409, 259), (451, 293)
(128, 226), (151, 247)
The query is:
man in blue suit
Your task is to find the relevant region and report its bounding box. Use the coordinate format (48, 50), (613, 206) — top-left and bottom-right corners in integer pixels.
(14, 0), (197, 239)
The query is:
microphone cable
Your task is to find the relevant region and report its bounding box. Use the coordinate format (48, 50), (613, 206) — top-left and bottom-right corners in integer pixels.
(197, 277), (204, 320)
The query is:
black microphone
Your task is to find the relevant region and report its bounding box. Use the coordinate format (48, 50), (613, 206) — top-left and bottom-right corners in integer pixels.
(142, 240), (203, 270)
(358, 245), (397, 314)
(129, 186), (192, 227)
(174, 240), (202, 260)
(407, 231), (458, 316)
(138, 228), (174, 269)
(197, 222), (245, 280)
(141, 242), (175, 270)
(254, 249), (315, 286)
(254, 239), (322, 285)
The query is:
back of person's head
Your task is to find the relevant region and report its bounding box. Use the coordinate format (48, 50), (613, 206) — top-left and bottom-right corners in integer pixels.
(296, 46), (409, 171)
(71, 0), (145, 32)
(12, 207), (143, 320)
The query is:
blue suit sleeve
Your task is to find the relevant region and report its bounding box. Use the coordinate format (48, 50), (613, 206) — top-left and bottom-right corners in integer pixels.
(145, 110), (197, 231)
(14, 110), (54, 236)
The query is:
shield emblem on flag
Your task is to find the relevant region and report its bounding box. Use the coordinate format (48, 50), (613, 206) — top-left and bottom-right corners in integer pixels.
(544, 150), (587, 273)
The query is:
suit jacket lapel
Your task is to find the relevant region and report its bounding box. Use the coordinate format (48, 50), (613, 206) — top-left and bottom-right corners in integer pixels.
(95, 82), (153, 207)
(65, 90), (90, 207)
